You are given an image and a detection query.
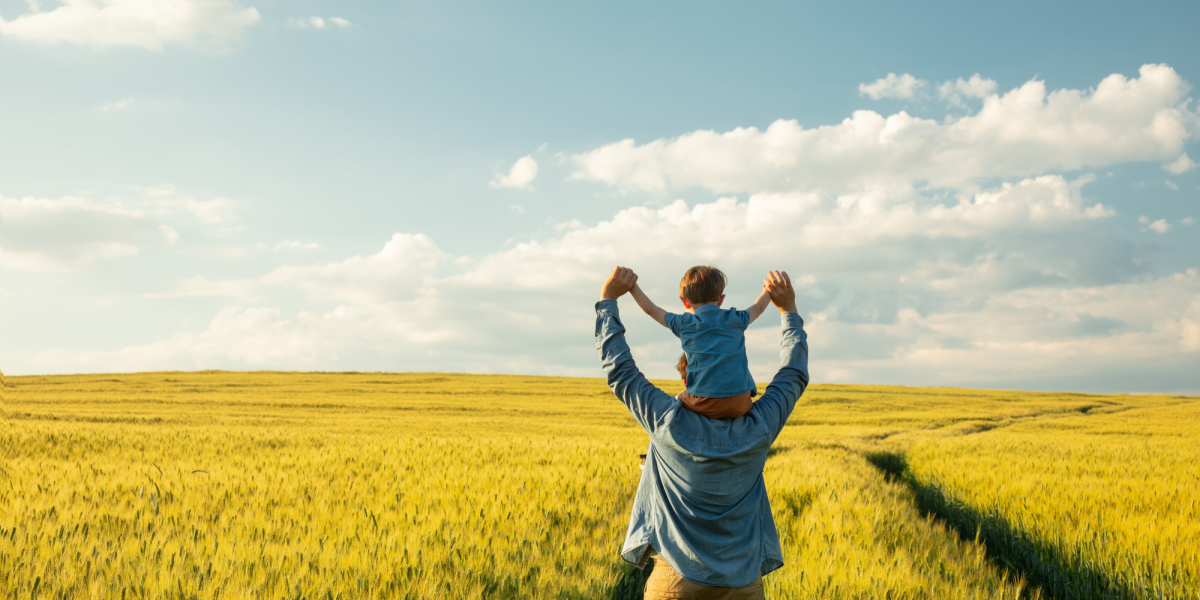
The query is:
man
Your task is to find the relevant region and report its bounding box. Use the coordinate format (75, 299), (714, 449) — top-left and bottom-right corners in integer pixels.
(596, 267), (810, 599)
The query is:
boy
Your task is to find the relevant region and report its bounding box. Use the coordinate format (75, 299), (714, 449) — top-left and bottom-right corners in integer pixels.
(630, 265), (772, 419)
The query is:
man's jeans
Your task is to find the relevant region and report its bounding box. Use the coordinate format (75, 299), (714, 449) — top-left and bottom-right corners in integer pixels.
(644, 559), (766, 600)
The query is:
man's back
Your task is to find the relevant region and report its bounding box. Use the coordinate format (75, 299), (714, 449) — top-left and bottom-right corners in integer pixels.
(596, 295), (809, 587)
(635, 403), (782, 586)
(653, 405), (772, 500)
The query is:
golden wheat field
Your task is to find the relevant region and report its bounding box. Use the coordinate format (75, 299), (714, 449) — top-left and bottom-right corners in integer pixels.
(1, 371), (1197, 599)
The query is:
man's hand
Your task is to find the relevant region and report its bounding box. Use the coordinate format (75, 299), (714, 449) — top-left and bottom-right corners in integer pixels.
(602, 266), (638, 300)
(764, 270), (797, 314)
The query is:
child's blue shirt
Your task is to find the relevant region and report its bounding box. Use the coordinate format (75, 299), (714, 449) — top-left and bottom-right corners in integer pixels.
(665, 303), (756, 398)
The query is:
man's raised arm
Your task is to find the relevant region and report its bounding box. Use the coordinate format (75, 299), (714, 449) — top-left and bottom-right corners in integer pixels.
(750, 271), (810, 439)
(596, 267), (675, 433)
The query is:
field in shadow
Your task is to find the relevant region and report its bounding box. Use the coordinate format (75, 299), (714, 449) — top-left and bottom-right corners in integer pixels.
(865, 450), (1146, 600)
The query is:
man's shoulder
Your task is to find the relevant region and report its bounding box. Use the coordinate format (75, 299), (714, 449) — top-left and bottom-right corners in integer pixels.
(657, 407), (775, 452)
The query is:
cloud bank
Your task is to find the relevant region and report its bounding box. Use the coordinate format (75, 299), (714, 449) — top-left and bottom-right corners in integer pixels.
(0, 0), (260, 50)
(0, 188), (236, 270)
(573, 64), (1197, 195)
(34, 175), (1198, 391)
(14, 65), (1200, 393)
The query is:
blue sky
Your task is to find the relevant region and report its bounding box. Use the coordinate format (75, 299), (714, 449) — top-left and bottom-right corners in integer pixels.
(1, 0), (1198, 393)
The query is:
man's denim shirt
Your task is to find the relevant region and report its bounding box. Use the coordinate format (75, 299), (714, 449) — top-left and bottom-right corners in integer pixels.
(595, 298), (810, 587)
(665, 304), (757, 398)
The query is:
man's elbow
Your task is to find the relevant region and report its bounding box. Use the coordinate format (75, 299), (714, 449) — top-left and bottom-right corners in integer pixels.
(773, 366), (809, 394)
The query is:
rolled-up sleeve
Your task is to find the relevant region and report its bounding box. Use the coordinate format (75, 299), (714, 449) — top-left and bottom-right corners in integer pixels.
(751, 312), (810, 440)
(596, 299), (675, 433)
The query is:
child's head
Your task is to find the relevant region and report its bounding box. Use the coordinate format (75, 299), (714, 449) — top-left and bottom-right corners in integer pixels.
(679, 265), (726, 309)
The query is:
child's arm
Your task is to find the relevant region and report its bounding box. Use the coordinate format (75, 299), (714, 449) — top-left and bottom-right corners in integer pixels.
(630, 283), (669, 328)
(744, 285), (773, 325)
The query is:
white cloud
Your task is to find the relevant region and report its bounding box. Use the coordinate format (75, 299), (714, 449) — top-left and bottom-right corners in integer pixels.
(787, 270), (1200, 389)
(1148, 219), (1171, 233)
(274, 241), (321, 251)
(34, 306), (336, 370)
(139, 185), (236, 223)
(17, 65), (1200, 392)
(491, 155), (539, 190)
(290, 16), (323, 28)
(181, 246), (251, 260)
(1164, 152), (1196, 174)
(1183, 217), (1195, 226)
(858, 73), (926, 100)
(261, 233), (447, 303)
(36, 186), (1198, 391)
(938, 74), (998, 108)
(1, 194), (147, 270)
(1165, 180), (1179, 190)
(0, 188), (237, 271)
(141, 276), (256, 299)
(286, 16), (350, 29)
(0, 0), (260, 51)
(100, 97), (134, 111)
(1139, 215), (1172, 233)
(62, 268), (1200, 386)
(574, 64), (1198, 195)
(507, 205), (526, 214)
(1182, 295), (1200, 353)
(50, 174), (1180, 387)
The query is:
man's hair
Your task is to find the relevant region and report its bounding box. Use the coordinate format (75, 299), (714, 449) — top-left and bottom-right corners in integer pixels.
(679, 265), (726, 305)
(676, 353), (687, 381)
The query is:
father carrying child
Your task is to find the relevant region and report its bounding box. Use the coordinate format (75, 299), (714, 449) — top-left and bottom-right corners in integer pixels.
(630, 265), (772, 419)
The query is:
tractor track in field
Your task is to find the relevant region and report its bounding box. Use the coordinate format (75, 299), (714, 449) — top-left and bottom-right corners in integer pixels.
(856, 400), (1200, 600)
(866, 397), (1199, 445)
(863, 448), (1147, 600)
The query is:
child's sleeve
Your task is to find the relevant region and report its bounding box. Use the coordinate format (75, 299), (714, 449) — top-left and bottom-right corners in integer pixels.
(732, 309), (751, 331)
(663, 312), (686, 338)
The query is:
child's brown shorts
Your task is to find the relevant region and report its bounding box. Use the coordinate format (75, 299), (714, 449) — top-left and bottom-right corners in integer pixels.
(677, 390), (754, 419)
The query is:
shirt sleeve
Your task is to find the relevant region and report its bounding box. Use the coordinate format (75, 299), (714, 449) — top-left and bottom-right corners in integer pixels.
(663, 311), (686, 338)
(596, 299), (677, 434)
(750, 311), (810, 441)
(732, 309), (751, 330)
